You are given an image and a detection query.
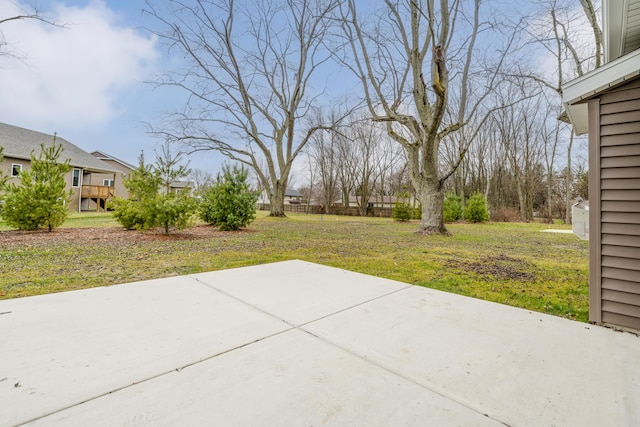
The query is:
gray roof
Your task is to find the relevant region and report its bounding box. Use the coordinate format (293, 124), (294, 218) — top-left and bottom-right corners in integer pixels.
(91, 150), (136, 171)
(170, 180), (193, 189)
(0, 122), (117, 173)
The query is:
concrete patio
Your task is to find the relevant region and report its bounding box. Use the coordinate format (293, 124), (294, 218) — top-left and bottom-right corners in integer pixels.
(1, 260), (638, 426)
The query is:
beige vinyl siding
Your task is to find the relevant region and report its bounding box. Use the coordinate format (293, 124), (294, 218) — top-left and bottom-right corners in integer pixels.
(598, 78), (640, 330)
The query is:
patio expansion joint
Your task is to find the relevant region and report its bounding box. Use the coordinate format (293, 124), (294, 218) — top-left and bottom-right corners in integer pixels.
(13, 277), (302, 427)
(296, 293), (514, 427)
(302, 327), (512, 426)
(190, 274), (413, 330)
(189, 276), (512, 425)
(15, 332), (296, 426)
(15, 277), (509, 426)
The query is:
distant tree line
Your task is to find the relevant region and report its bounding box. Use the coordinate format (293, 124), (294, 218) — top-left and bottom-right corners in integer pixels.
(145, 0), (600, 232)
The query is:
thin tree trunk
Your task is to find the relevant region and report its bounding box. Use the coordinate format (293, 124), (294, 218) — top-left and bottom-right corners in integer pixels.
(565, 132), (574, 224)
(547, 173), (553, 220)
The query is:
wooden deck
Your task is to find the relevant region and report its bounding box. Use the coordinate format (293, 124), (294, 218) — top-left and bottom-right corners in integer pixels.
(81, 185), (114, 212)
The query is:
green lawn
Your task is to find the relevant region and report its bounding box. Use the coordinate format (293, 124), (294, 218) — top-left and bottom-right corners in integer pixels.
(0, 212), (589, 321)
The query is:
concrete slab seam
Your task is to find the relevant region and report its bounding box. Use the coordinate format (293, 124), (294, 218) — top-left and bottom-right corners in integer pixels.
(12, 327), (296, 427)
(294, 285), (413, 329)
(299, 315), (513, 426)
(188, 275), (511, 426)
(14, 269), (414, 426)
(190, 274), (412, 328)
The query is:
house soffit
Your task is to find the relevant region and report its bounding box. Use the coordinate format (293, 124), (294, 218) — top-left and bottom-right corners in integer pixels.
(606, 0), (640, 62)
(562, 48), (640, 134)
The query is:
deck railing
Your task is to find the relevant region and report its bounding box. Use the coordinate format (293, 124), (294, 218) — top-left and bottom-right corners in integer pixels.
(81, 185), (115, 199)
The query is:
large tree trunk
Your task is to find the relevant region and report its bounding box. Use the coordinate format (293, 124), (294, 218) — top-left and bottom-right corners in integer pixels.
(407, 144), (447, 235)
(417, 187), (446, 234)
(269, 181), (287, 217)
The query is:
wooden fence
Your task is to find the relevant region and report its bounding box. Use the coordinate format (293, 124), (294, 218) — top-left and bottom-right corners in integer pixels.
(257, 204), (394, 217)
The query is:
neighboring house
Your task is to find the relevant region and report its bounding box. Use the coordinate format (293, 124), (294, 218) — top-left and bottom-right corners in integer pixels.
(257, 189), (303, 205)
(0, 123), (118, 212)
(90, 151), (135, 201)
(284, 189), (303, 204)
(167, 180), (194, 196)
(563, 0), (640, 331)
(91, 151), (194, 197)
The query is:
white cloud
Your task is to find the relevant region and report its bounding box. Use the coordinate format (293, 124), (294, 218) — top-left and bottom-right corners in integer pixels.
(0, 0), (158, 131)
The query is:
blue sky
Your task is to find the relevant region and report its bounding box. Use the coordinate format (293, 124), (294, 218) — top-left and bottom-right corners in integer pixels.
(1, 0), (593, 180)
(0, 0), (367, 178)
(0, 0), (211, 171)
(0, 0), (370, 179)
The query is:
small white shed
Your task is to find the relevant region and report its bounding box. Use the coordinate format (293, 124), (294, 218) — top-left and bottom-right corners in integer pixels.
(571, 199), (589, 241)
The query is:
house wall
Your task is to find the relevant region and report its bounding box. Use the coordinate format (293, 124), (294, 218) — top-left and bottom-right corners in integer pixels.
(0, 157), (120, 212)
(589, 77), (640, 330)
(92, 159), (130, 200)
(0, 156), (93, 213)
(68, 168), (83, 212)
(1, 157), (32, 188)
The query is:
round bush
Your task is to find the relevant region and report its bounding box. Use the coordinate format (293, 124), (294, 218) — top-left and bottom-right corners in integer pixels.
(464, 193), (489, 223)
(392, 201), (412, 222)
(443, 193), (462, 222)
(199, 165), (258, 230)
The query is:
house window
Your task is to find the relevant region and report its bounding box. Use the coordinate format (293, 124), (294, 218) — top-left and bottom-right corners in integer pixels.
(11, 163), (22, 177)
(103, 179), (115, 187)
(72, 168), (81, 188)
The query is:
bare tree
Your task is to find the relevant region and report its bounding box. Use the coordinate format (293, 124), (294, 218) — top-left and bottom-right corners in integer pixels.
(188, 168), (214, 194)
(308, 130), (340, 213)
(340, 0), (515, 234)
(307, 112), (404, 216)
(578, 0), (602, 68)
(514, 0), (602, 223)
(144, 0), (340, 217)
(350, 118), (380, 216)
(493, 87), (545, 222)
(1, 1), (64, 59)
(375, 133), (405, 209)
(335, 129), (358, 208)
(541, 104), (565, 219)
(300, 155), (316, 213)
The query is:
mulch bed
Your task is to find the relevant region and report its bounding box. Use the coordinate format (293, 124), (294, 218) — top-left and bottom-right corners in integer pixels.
(0, 225), (249, 246)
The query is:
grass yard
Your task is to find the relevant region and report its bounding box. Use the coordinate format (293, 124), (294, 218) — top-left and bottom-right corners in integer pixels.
(0, 212), (589, 321)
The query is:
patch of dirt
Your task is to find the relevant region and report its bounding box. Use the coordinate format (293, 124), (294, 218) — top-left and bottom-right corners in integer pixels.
(0, 225), (253, 247)
(445, 254), (536, 281)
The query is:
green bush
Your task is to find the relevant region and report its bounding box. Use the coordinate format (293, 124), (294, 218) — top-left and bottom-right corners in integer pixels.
(413, 207), (421, 220)
(199, 165), (258, 231)
(112, 156), (162, 230)
(392, 201), (412, 222)
(155, 192), (198, 234)
(464, 193), (489, 223)
(1, 141), (72, 231)
(112, 197), (155, 230)
(112, 153), (197, 233)
(392, 191), (413, 222)
(443, 193), (462, 222)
